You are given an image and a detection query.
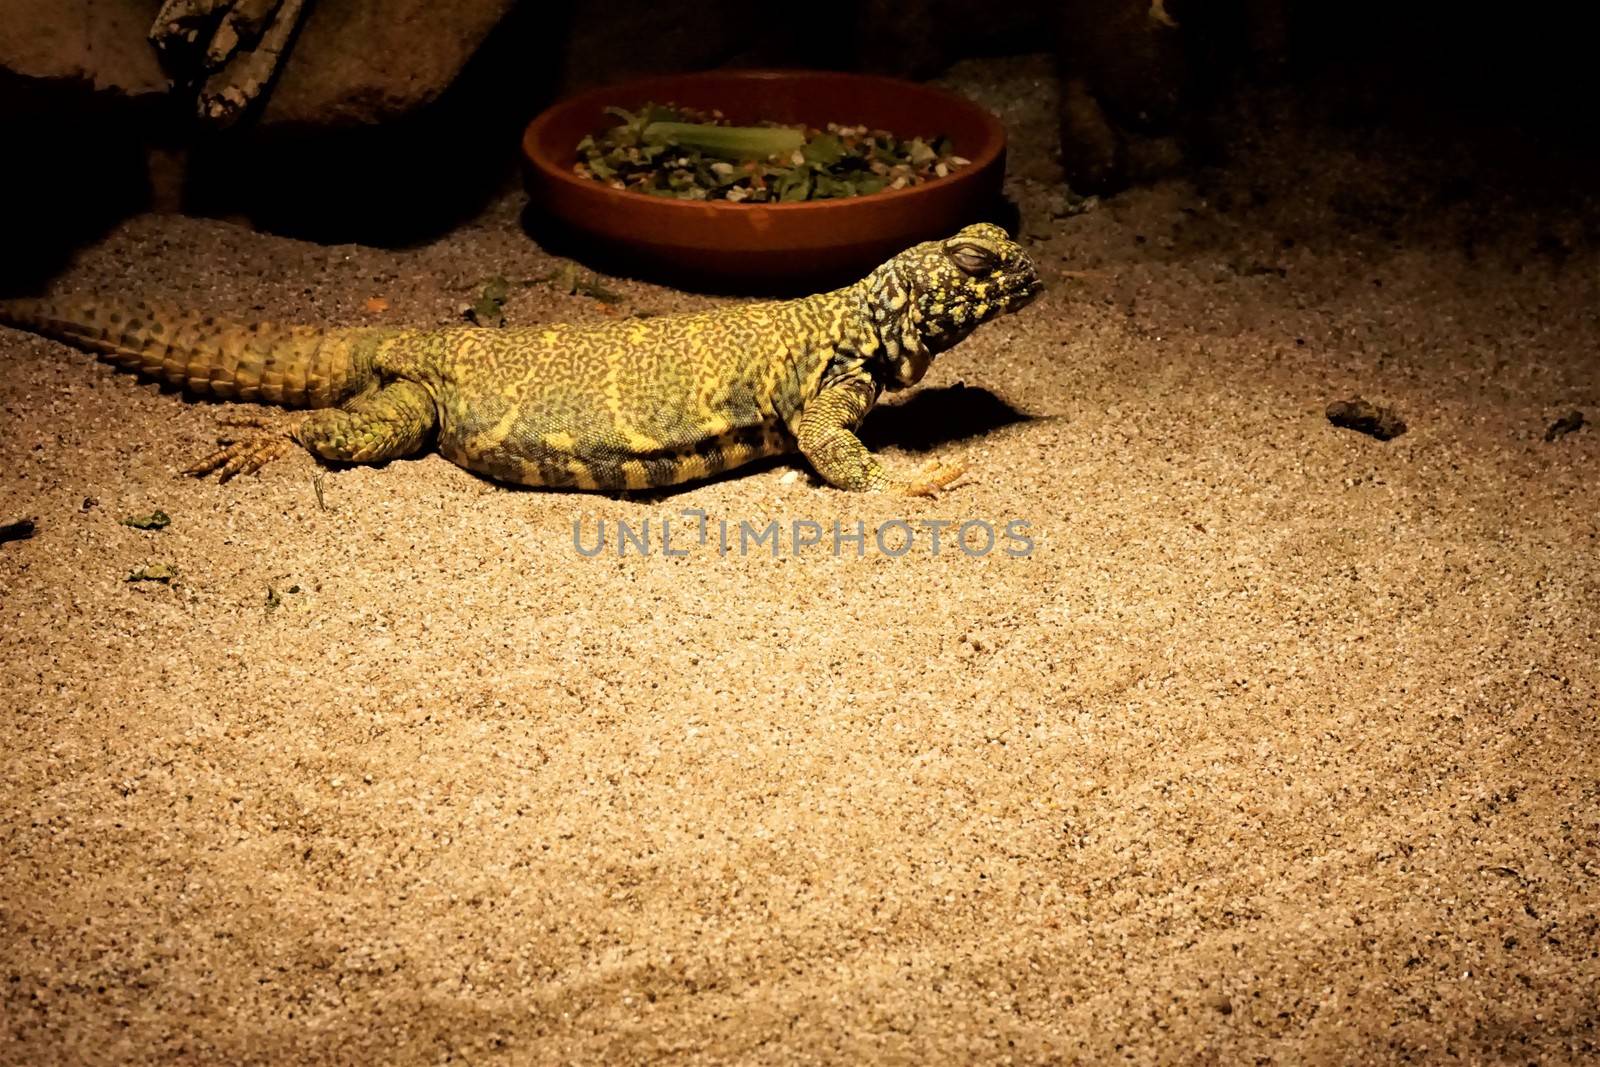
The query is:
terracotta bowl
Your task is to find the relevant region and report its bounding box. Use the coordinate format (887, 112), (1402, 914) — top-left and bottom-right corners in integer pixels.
(521, 70), (1007, 292)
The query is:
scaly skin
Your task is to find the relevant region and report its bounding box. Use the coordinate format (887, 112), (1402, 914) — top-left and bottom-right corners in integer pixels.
(0, 223), (1041, 494)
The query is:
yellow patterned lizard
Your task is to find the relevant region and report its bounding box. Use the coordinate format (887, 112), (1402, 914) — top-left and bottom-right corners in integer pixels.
(0, 223), (1040, 495)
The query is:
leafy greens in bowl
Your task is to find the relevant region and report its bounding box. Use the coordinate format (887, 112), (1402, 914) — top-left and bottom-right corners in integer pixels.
(575, 103), (971, 204)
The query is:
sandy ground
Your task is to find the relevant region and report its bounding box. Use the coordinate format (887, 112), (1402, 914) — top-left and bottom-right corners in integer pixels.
(2, 56), (1597, 1064)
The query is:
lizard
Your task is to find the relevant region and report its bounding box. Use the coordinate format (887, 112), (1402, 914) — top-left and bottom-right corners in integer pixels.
(0, 222), (1041, 495)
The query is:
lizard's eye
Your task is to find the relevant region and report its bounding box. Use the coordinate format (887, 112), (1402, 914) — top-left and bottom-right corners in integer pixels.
(945, 240), (999, 277)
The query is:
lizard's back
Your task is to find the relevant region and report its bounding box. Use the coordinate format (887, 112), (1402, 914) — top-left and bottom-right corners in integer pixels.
(406, 299), (837, 489)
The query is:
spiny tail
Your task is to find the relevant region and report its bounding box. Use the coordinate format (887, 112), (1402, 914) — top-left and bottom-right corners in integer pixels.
(0, 295), (385, 409)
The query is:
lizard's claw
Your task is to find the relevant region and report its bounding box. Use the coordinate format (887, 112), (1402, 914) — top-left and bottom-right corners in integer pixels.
(184, 434), (298, 482)
(893, 458), (967, 498)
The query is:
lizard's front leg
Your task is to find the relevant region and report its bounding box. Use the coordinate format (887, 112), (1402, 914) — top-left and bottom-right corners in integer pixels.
(187, 380), (437, 480)
(793, 379), (964, 496)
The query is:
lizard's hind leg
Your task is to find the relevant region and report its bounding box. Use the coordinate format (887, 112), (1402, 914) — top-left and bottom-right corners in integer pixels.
(185, 380), (436, 482)
(293, 380), (437, 465)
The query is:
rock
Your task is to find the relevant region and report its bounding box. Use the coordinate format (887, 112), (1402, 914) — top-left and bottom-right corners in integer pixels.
(1058, 0), (1190, 133)
(0, 0), (517, 130)
(258, 0), (517, 129)
(1543, 410), (1584, 442)
(0, 2), (167, 292)
(558, 0), (763, 94)
(0, 0), (167, 99)
(1326, 397), (1408, 441)
(0, 519), (37, 544)
(1058, 76), (1123, 195)
(1055, 0), (1288, 193)
(179, 1), (560, 243)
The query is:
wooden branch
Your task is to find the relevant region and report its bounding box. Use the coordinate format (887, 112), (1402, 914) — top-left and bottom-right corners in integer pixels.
(149, 0), (231, 63)
(196, 0), (307, 127)
(205, 0), (287, 69)
(149, 0), (306, 125)
(151, 0), (232, 32)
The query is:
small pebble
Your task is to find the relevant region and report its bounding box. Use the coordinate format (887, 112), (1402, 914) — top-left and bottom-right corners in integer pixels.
(1326, 397), (1407, 440)
(0, 518), (37, 543)
(1544, 410), (1584, 442)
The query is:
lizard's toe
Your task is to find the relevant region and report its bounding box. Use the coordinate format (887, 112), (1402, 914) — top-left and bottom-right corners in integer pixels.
(184, 435), (297, 481)
(893, 458), (967, 498)
(182, 446), (232, 478)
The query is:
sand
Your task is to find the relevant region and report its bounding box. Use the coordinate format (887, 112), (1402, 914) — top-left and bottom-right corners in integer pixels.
(2, 56), (1597, 1064)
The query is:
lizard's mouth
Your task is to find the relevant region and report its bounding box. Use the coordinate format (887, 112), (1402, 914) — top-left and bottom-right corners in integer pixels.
(1006, 276), (1044, 311)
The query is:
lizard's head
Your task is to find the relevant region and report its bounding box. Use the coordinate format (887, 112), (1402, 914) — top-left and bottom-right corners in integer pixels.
(862, 223), (1043, 388)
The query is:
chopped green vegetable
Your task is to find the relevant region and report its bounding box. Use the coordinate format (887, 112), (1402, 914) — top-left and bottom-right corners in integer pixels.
(540, 264), (625, 305)
(776, 168), (812, 203)
(122, 510), (171, 530)
(801, 133), (845, 167)
(466, 276), (511, 327)
(641, 121), (804, 161)
(127, 563), (177, 583)
(574, 103), (971, 203)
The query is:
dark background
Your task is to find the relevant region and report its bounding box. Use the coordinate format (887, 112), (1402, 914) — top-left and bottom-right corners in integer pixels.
(1, 0), (1596, 275)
